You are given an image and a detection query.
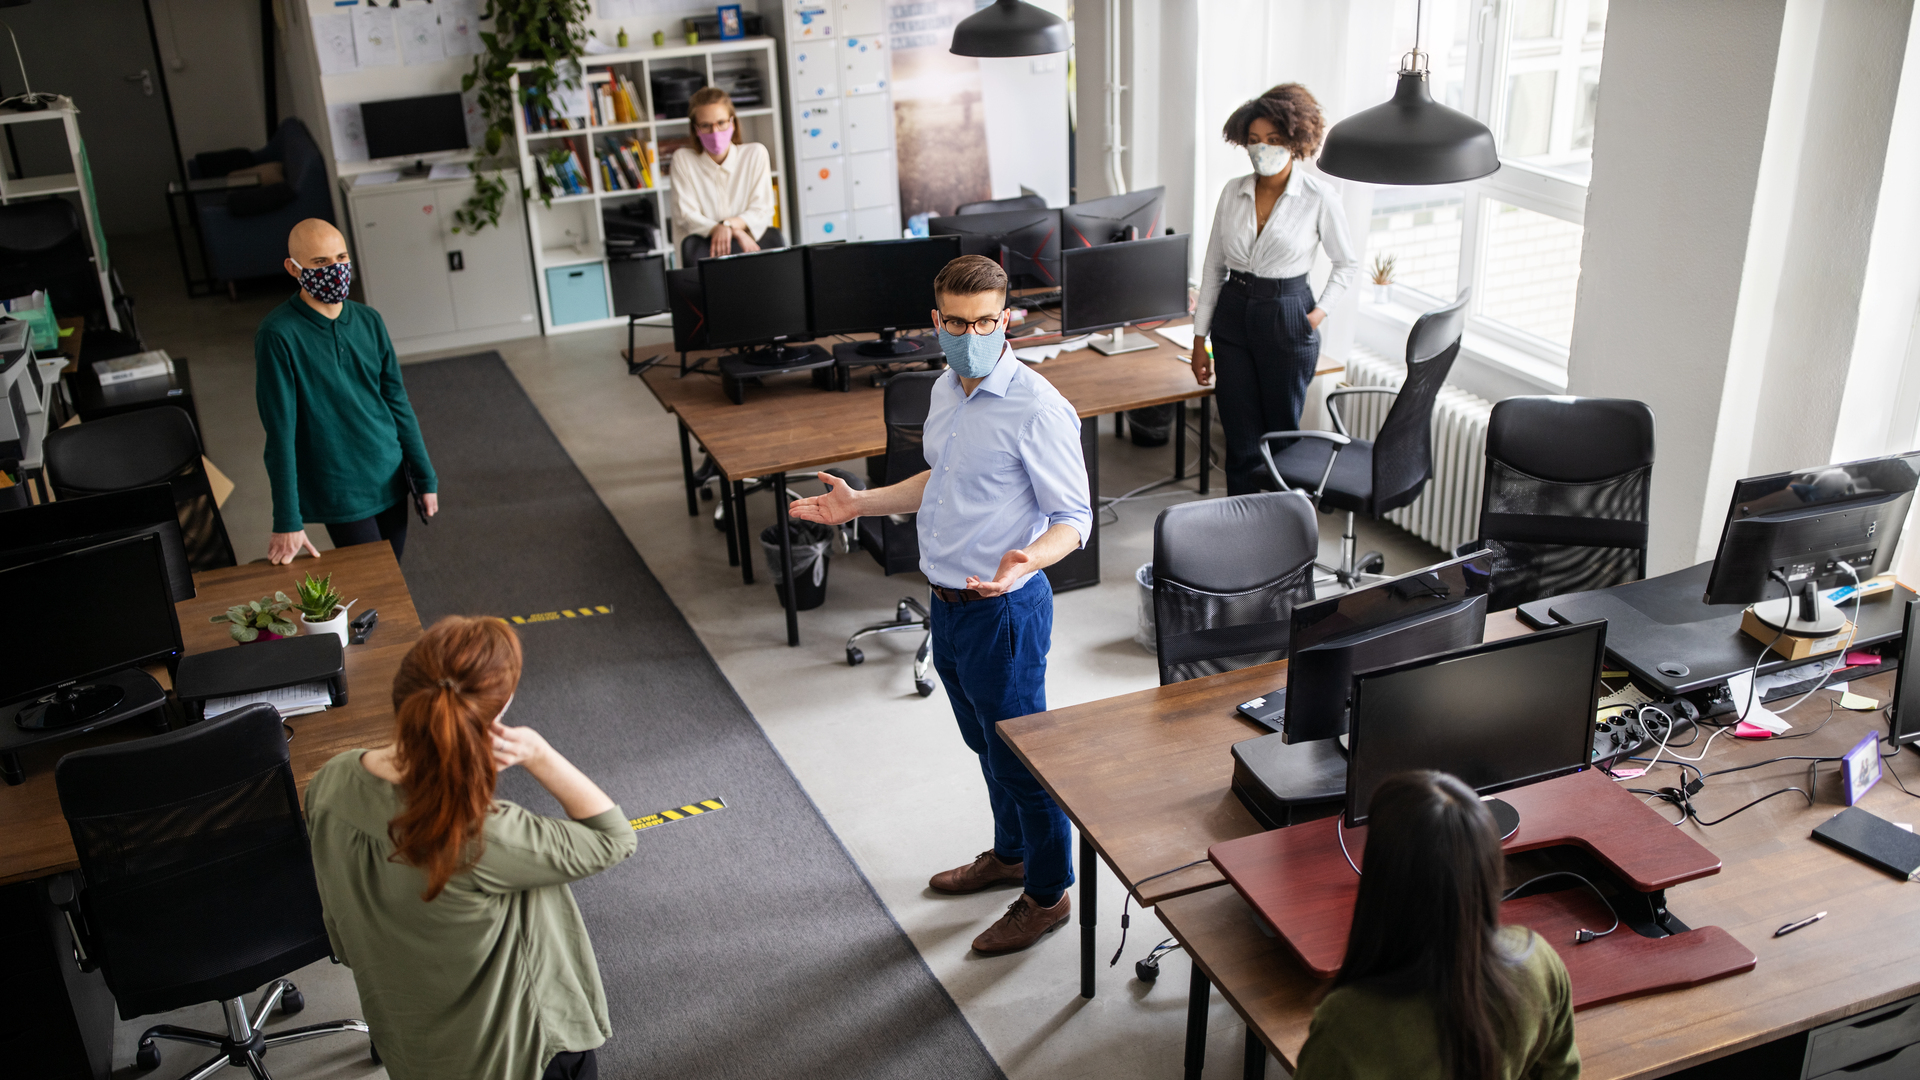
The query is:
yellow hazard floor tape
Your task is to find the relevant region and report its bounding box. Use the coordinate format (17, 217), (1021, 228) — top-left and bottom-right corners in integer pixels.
(631, 798), (727, 832)
(509, 605), (613, 625)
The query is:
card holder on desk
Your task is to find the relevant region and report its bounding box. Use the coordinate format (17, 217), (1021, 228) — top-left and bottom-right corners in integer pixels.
(173, 635), (347, 722)
(1812, 806), (1920, 880)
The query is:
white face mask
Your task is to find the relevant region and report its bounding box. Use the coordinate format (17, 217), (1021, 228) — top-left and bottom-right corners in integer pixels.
(1248, 143), (1292, 177)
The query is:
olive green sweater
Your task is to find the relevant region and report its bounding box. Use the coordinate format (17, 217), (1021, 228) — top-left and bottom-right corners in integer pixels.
(1293, 927), (1581, 1080)
(255, 294), (436, 533)
(304, 751), (636, 1080)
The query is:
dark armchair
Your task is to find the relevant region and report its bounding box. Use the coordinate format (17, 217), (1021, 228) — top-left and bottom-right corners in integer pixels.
(189, 118), (334, 292)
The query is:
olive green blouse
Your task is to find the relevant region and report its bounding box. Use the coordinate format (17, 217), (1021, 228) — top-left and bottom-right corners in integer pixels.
(304, 750), (636, 1080)
(1292, 926), (1581, 1080)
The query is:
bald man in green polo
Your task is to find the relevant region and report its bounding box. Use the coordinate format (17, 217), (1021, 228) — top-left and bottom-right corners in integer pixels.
(255, 218), (438, 565)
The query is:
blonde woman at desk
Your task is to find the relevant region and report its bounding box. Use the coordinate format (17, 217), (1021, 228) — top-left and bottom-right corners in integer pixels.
(1190, 83), (1358, 496)
(1293, 771), (1579, 1080)
(670, 86), (785, 265)
(304, 616), (636, 1080)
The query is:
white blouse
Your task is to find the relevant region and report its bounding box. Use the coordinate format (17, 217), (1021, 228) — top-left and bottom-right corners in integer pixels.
(1192, 170), (1360, 340)
(668, 141), (776, 241)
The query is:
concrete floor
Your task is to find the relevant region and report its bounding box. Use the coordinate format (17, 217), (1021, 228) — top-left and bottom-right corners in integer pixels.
(105, 230), (1443, 1079)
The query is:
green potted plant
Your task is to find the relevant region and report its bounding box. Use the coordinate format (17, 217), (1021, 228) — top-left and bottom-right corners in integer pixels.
(1369, 253), (1397, 305)
(294, 572), (356, 646)
(211, 593), (298, 644)
(454, 0), (594, 234)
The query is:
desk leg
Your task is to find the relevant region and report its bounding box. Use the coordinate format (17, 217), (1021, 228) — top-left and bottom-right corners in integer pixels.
(1199, 396), (1213, 496)
(736, 481), (753, 582)
(774, 472), (799, 647)
(1185, 963), (1210, 1080)
(1243, 1028), (1267, 1079)
(1115, 411), (1126, 440)
(1174, 400), (1188, 481)
(1079, 830), (1096, 999)
(678, 421), (698, 517)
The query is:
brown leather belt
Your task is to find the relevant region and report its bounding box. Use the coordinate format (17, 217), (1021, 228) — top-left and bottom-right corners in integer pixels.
(931, 586), (988, 604)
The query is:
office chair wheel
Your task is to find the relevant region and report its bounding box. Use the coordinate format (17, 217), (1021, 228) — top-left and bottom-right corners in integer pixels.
(700, 486), (713, 501)
(136, 1039), (160, 1071)
(1356, 551), (1386, 576)
(280, 986), (305, 1015)
(915, 677), (935, 697)
(369, 1039), (383, 1066)
(847, 647), (865, 666)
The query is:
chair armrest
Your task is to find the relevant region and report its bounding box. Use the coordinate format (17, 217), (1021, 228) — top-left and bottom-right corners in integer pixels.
(1324, 385), (1400, 437)
(1257, 429), (1352, 502)
(43, 872), (98, 973)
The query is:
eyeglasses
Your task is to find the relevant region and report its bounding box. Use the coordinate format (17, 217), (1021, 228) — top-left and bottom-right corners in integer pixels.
(938, 312), (1004, 336)
(692, 117), (735, 134)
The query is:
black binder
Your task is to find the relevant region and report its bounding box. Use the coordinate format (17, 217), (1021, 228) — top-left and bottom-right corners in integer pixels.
(1811, 806), (1920, 880)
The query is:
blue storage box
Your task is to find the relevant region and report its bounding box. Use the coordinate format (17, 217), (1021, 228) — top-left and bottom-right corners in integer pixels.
(545, 263), (609, 325)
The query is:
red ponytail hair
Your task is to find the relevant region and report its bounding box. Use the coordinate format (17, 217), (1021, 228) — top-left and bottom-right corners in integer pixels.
(386, 615), (523, 900)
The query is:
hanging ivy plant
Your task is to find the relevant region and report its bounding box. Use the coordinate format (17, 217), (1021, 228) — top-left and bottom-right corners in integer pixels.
(454, 0), (594, 233)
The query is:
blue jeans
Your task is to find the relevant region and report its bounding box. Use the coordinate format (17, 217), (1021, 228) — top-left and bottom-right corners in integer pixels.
(930, 574), (1073, 903)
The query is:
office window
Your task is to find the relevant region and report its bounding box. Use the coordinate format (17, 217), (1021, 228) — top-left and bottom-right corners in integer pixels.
(1573, 67), (1601, 150)
(1512, 0), (1559, 40)
(1586, 0), (1609, 33)
(1504, 71), (1557, 158)
(1367, 193), (1465, 303)
(1478, 201), (1583, 348)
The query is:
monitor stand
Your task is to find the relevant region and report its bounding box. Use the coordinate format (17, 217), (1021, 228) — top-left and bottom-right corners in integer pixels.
(855, 330), (927, 357)
(1748, 580), (1848, 636)
(1230, 731), (1349, 829)
(1484, 797), (1521, 840)
(742, 343), (820, 367)
(1091, 327), (1155, 355)
(14, 682), (127, 732)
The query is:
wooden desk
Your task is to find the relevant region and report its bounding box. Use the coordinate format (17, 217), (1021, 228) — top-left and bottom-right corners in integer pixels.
(1146, 666), (1920, 1080)
(997, 610), (1532, 1000)
(0, 542), (421, 887)
(637, 319), (1343, 646)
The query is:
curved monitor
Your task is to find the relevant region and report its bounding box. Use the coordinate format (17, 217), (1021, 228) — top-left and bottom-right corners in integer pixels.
(1061, 186), (1165, 248)
(1704, 451), (1920, 606)
(928, 208), (1060, 290)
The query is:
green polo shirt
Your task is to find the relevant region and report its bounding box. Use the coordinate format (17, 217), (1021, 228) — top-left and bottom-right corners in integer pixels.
(1292, 927), (1581, 1080)
(255, 293), (437, 533)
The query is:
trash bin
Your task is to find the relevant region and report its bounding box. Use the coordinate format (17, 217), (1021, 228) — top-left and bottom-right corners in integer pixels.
(761, 520), (833, 610)
(1126, 403), (1176, 447)
(1135, 562), (1157, 653)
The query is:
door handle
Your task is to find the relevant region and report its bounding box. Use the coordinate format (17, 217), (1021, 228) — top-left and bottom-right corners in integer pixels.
(125, 69), (154, 96)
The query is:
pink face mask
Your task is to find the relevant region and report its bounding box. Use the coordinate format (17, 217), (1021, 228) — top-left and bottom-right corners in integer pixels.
(698, 127), (733, 156)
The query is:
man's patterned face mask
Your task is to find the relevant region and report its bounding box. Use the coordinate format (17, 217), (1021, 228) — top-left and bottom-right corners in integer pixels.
(299, 261), (353, 304)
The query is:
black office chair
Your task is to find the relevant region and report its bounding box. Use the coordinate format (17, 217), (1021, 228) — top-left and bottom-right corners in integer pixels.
(1152, 492), (1319, 685)
(1452, 396), (1655, 611)
(1260, 290), (1470, 588)
(676, 225), (787, 270)
(0, 198), (142, 360)
(829, 370), (940, 696)
(955, 194), (1046, 215)
(43, 405), (237, 572)
(49, 704), (374, 1077)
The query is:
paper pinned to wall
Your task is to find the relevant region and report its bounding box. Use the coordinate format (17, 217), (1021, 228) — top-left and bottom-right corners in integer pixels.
(443, 0), (483, 57)
(353, 7), (400, 69)
(462, 88), (491, 151)
(313, 12), (358, 75)
(329, 103), (369, 164)
(397, 4), (444, 66)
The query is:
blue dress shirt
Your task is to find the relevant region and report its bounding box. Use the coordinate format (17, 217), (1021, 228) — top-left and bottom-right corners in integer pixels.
(918, 349), (1093, 592)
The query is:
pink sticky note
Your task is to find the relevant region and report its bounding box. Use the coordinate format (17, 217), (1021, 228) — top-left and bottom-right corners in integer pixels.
(1846, 650), (1882, 667)
(1610, 767), (1648, 780)
(1734, 721), (1775, 739)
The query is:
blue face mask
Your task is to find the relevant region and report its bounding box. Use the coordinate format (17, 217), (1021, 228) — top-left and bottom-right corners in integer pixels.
(937, 320), (1007, 379)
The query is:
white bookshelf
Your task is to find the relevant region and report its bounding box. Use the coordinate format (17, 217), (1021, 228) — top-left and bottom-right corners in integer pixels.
(0, 98), (117, 333)
(511, 37), (790, 335)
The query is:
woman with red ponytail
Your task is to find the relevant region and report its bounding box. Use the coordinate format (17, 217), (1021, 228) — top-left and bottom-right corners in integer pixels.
(304, 615), (635, 1080)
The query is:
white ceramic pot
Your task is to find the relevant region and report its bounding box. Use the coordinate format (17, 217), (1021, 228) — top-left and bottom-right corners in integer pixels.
(302, 608), (350, 647)
(1372, 282), (1394, 305)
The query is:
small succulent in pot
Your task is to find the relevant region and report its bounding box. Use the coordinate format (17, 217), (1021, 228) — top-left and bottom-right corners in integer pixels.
(294, 572), (349, 622)
(212, 593), (298, 643)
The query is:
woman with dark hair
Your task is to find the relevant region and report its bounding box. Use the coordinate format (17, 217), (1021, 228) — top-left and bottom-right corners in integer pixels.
(1293, 771), (1580, 1080)
(305, 616), (636, 1080)
(1191, 83), (1360, 495)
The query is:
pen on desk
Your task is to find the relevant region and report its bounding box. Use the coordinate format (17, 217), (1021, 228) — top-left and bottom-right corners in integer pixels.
(1774, 912), (1826, 937)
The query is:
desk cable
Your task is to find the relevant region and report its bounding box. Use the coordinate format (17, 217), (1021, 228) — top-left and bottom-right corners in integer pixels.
(1878, 729), (1920, 799)
(1108, 857), (1210, 968)
(1502, 872), (1620, 944)
(1337, 819), (1362, 877)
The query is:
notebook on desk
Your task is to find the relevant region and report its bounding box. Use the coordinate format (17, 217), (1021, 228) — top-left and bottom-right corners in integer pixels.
(1812, 806), (1920, 880)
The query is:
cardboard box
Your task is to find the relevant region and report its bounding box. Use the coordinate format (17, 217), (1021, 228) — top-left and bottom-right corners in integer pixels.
(1741, 607), (1855, 660)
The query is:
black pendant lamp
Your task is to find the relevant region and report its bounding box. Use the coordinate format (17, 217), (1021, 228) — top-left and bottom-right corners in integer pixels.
(950, 0), (1070, 58)
(1317, 5), (1498, 185)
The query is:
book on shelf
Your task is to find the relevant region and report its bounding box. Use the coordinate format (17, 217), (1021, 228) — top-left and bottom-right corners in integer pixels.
(93, 349), (172, 385)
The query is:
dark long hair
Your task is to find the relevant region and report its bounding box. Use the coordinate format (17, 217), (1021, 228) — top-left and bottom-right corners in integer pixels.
(387, 616), (523, 900)
(1333, 770), (1523, 1080)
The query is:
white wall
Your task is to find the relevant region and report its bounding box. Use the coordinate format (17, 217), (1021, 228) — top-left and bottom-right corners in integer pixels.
(977, 0), (1070, 207)
(152, 0), (271, 159)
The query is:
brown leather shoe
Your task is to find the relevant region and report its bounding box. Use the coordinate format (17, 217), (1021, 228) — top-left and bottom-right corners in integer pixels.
(971, 893), (1071, 955)
(930, 850), (1025, 894)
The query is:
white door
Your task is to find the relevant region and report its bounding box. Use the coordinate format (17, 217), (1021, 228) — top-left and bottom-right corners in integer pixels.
(800, 158), (848, 214)
(843, 93), (891, 154)
(442, 178), (537, 331)
(788, 3), (834, 39)
(795, 101), (844, 159)
(803, 211), (848, 244)
(841, 34), (888, 95)
(853, 205), (900, 242)
(354, 187), (457, 340)
(790, 45), (841, 103)
(847, 149), (893, 209)
(837, 0), (885, 36)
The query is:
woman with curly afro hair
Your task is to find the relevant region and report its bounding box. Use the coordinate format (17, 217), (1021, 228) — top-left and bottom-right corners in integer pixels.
(1190, 83), (1360, 495)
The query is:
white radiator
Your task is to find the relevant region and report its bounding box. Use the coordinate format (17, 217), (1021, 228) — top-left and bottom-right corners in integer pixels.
(1333, 347), (1494, 555)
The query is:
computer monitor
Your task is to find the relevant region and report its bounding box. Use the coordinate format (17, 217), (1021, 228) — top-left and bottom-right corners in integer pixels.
(806, 236), (963, 356)
(2, 533), (183, 731)
(1891, 599), (1920, 748)
(699, 247), (812, 364)
(1061, 186), (1166, 248)
(1278, 551), (1495, 744)
(1344, 620), (1607, 836)
(0, 484), (194, 601)
(361, 93), (469, 162)
(928, 208), (1061, 291)
(1702, 451), (1920, 635)
(1059, 233), (1190, 355)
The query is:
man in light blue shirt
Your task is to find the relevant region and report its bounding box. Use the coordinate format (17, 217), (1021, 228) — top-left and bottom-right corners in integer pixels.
(790, 255), (1092, 955)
